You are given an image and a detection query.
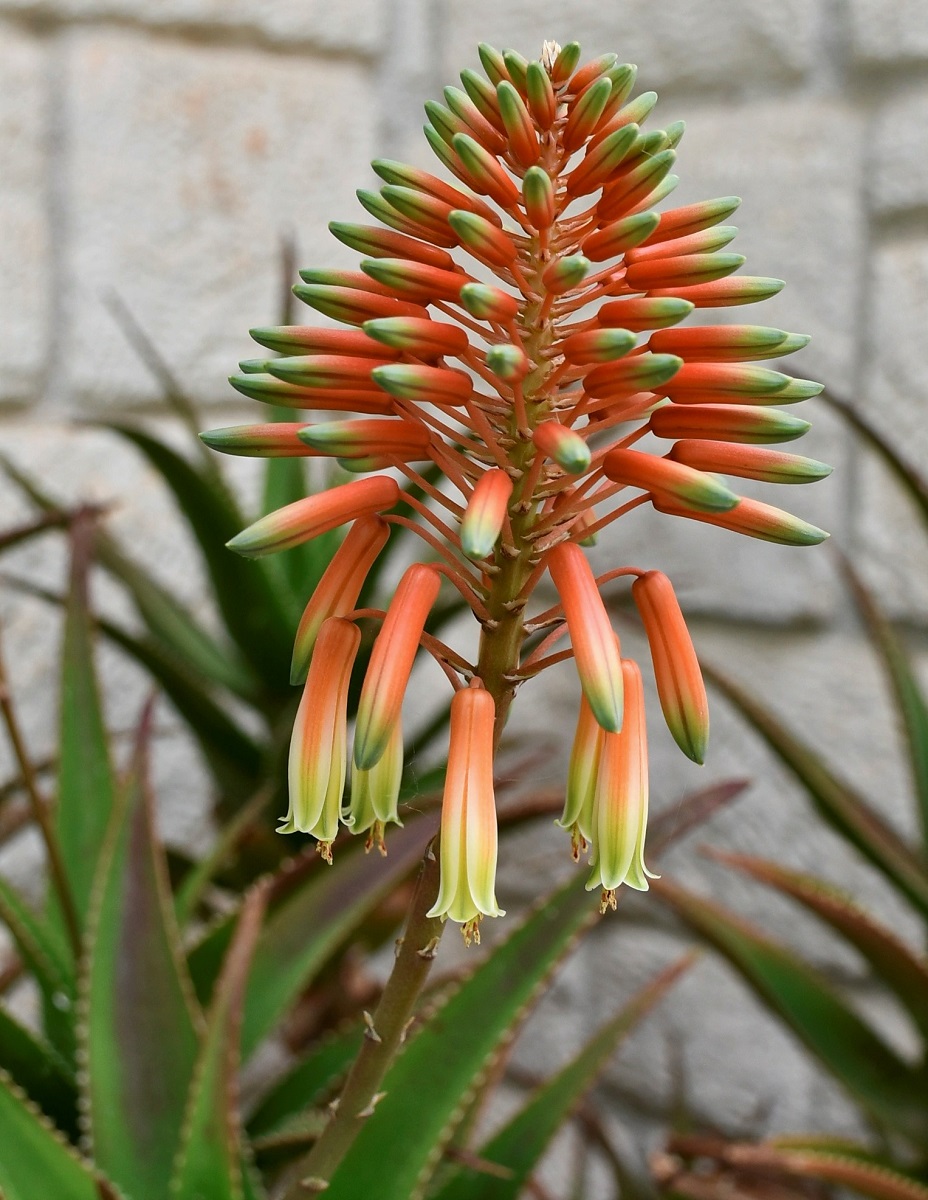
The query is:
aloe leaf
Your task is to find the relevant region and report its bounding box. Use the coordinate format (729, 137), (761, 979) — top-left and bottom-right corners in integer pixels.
(99, 421), (294, 686)
(321, 873), (599, 1200)
(0, 1069), (105, 1200)
(175, 785), (274, 928)
(4, 572), (266, 802)
(171, 883), (268, 1200)
(704, 662), (928, 918)
(654, 877), (928, 1144)
(432, 955), (694, 1200)
(95, 535), (259, 701)
(82, 703), (203, 1200)
(0, 1006), (78, 1138)
(52, 518), (116, 938)
(0, 873), (72, 1006)
(246, 1023), (365, 1139)
(839, 555), (928, 852)
(0, 510), (71, 553)
(823, 391), (928, 528)
(720, 1141), (928, 1200)
(188, 813), (440, 1058)
(709, 848), (928, 1042)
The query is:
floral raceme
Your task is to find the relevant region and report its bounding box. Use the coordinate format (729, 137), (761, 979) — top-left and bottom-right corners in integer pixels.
(204, 40), (829, 942)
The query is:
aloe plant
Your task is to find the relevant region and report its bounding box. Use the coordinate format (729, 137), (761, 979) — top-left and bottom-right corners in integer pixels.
(652, 395), (928, 1193)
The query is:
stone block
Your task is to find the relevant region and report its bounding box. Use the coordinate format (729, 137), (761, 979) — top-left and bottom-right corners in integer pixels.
(446, 0), (818, 93)
(0, 23), (50, 406)
(871, 90), (928, 214)
(850, 0), (928, 65)
(0, 0), (386, 54)
(57, 28), (377, 411)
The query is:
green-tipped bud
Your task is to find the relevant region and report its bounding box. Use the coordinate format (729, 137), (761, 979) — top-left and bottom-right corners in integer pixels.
(459, 282), (520, 324)
(448, 209), (518, 268)
(522, 165), (556, 230)
(533, 421), (592, 474)
(525, 60), (556, 129)
(486, 343), (530, 381)
(582, 211), (661, 261)
(598, 296), (695, 331)
(665, 120), (686, 148)
(542, 254), (591, 295)
(550, 41), (582, 84)
(561, 327), (637, 365)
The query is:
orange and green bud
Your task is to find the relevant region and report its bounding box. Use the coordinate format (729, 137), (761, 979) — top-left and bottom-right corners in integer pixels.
(592, 89), (658, 147)
(547, 542), (624, 733)
(363, 315), (469, 359)
(598, 149), (676, 222)
(569, 53), (619, 96)
(250, 323), (397, 359)
(200, 423), (319, 458)
(631, 571), (709, 764)
(459, 67), (504, 128)
(266, 353), (391, 389)
(584, 352), (683, 399)
(645, 195), (741, 245)
(563, 76), (613, 151)
(496, 80), (540, 166)
(663, 362), (807, 402)
(329, 220), (457, 269)
(461, 468), (514, 560)
(669, 440), (833, 484)
(561, 327), (637, 365)
(280, 617), (360, 857)
(452, 133), (521, 209)
(486, 343), (530, 381)
(533, 421), (591, 474)
(652, 493), (829, 546)
(624, 251), (745, 291)
(597, 296), (694, 331)
(459, 281), (520, 323)
(550, 40), (582, 84)
(444, 86), (510, 152)
(427, 684), (504, 939)
(649, 324), (807, 362)
(357, 187), (458, 247)
(566, 123), (641, 197)
(290, 516), (389, 684)
(624, 224), (738, 263)
(297, 417), (430, 460)
(649, 403), (812, 445)
(525, 60), (556, 129)
(448, 209), (518, 268)
(227, 475), (399, 558)
(502, 48), (530, 92)
(293, 282), (428, 326)
(522, 165), (556, 230)
(228, 373), (393, 413)
(372, 362), (473, 406)
(477, 42), (511, 87)
(586, 659), (657, 903)
(558, 694), (604, 855)
(361, 257), (469, 303)
(603, 447), (739, 513)
(347, 720), (404, 854)
(542, 254), (591, 295)
(582, 210), (660, 261)
(354, 564), (442, 769)
(653, 275), (784, 308)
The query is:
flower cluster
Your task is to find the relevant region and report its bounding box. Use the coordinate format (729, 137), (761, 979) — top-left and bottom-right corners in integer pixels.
(204, 40), (829, 942)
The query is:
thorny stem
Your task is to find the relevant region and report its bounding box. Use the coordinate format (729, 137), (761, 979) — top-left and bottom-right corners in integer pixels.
(0, 633), (82, 959)
(281, 845), (445, 1197)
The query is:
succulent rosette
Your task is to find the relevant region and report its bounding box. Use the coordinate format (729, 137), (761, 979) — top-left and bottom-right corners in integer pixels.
(204, 40), (829, 942)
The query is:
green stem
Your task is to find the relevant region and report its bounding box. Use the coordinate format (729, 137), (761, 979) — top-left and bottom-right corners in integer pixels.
(280, 845), (445, 1197)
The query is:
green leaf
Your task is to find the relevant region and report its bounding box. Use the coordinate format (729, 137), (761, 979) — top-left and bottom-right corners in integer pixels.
(0, 873), (73, 1007)
(100, 422), (294, 687)
(840, 555), (928, 853)
(0, 1069), (105, 1200)
(709, 848), (928, 1043)
(322, 872), (600, 1200)
(171, 883), (268, 1200)
(0, 1006), (78, 1139)
(246, 1023), (365, 1139)
(654, 876), (928, 1144)
(432, 955), (694, 1200)
(823, 391), (928, 529)
(52, 518), (116, 935)
(704, 662), (928, 919)
(82, 704), (203, 1200)
(95, 535), (259, 701)
(188, 813), (440, 1059)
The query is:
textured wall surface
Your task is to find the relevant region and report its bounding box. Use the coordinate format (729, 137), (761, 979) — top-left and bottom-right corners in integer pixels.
(2, 0), (927, 1183)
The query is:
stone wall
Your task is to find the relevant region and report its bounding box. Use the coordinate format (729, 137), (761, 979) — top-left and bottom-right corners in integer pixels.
(2, 0), (927, 1183)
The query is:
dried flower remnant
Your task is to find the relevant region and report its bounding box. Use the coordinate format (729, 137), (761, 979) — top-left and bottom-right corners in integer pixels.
(206, 40), (829, 933)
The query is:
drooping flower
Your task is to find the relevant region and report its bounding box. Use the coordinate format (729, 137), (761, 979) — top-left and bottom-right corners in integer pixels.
(208, 39), (829, 935)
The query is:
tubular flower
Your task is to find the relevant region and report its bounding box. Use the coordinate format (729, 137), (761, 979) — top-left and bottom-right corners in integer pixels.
(214, 39), (830, 933)
(427, 685), (504, 944)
